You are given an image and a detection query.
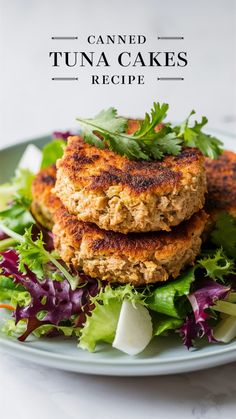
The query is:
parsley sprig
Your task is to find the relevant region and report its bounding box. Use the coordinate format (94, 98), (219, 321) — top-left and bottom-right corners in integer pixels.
(174, 110), (224, 159)
(76, 102), (224, 160)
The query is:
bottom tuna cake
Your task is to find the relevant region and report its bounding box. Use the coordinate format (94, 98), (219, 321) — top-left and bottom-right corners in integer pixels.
(53, 207), (207, 286)
(31, 166), (208, 286)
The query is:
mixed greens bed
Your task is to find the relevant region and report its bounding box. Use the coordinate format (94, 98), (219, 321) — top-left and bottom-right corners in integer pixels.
(0, 104), (236, 356)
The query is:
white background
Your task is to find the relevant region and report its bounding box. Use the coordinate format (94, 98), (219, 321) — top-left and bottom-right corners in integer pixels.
(1, 1), (236, 418)
(0, 0), (235, 146)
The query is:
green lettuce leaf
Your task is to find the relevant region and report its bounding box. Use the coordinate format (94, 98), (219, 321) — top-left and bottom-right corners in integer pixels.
(0, 168), (34, 213)
(78, 284), (146, 352)
(198, 248), (235, 282)
(152, 313), (183, 336)
(79, 298), (121, 352)
(146, 268), (195, 318)
(33, 324), (81, 338)
(2, 320), (27, 338)
(0, 168), (35, 236)
(2, 320), (81, 339)
(0, 183), (16, 212)
(211, 212), (236, 259)
(41, 140), (65, 169)
(0, 197), (34, 234)
(0, 275), (30, 307)
(12, 169), (34, 201)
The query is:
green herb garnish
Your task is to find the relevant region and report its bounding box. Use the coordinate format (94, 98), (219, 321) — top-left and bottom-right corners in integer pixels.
(76, 102), (223, 160)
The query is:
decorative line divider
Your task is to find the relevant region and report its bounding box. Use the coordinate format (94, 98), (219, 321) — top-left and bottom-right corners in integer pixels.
(52, 77), (78, 81)
(158, 36), (184, 40)
(157, 77), (184, 80)
(51, 36), (78, 40)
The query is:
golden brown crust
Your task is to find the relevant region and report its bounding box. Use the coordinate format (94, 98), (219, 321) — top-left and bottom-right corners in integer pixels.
(57, 136), (204, 195)
(53, 208), (208, 285)
(205, 151), (236, 218)
(54, 207), (207, 257)
(31, 165), (62, 229)
(31, 165), (208, 285)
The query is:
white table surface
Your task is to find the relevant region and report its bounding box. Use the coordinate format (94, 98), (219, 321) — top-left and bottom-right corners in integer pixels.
(1, 1), (236, 418)
(1, 352), (236, 419)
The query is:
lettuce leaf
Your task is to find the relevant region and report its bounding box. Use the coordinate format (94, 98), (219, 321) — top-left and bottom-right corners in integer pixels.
(211, 212), (236, 259)
(0, 273), (30, 307)
(79, 298), (121, 352)
(0, 168), (34, 213)
(2, 320), (81, 339)
(78, 284), (146, 352)
(0, 168), (35, 236)
(0, 249), (99, 341)
(197, 248), (235, 282)
(146, 268), (195, 318)
(152, 314), (183, 336)
(0, 183), (16, 212)
(0, 197), (34, 234)
(41, 140), (65, 169)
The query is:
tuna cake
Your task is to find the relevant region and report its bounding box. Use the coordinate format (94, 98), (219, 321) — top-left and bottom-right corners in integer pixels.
(53, 208), (207, 286)
(55, 122), (207, 234)
(205, 150), (236, 219)
(31, 165), (61, 229)
(31, 166), (208, 286)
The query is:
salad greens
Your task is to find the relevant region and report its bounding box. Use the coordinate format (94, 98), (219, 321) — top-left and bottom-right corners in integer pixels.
(211, 212), (236, 259)
(0, 167), (35, 237)
(79, 284), (146, 352)
(0, 168), (34, 212)
(41, 139), (65, 169)
(198, 248), (235, 282)
(152, 315), (183, 337)
(0, 224), (79, 290)
(147, 267), (195, 319)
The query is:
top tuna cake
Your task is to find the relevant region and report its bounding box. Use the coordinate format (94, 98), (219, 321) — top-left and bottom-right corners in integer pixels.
(55, 120), (206, 234)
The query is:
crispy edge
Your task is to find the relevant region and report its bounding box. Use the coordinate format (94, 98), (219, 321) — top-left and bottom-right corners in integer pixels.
(53, 207), (208, 261)
(56, 133), (205, 195)
(31, 165), (61, 228)
(205, 150), (236, 218)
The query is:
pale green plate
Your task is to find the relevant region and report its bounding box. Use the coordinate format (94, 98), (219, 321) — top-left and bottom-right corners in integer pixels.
(0, 131), (235, 376)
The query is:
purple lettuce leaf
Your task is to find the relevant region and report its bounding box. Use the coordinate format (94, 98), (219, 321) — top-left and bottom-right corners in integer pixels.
(179, 316), (215, 349)
(0, 249), (99, 341)
(0, 250), (26, 282)
(31, 224), (54, 251)
(52, 131), (74, 141)
(188, 280), (230, 323)
(179, 280), (230, 348)
(0, 230), (8, 240)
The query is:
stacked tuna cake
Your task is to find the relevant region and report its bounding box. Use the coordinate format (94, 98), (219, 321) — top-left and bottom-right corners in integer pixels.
(55, 120), (207, 233)
(32, 121), (209, 286)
